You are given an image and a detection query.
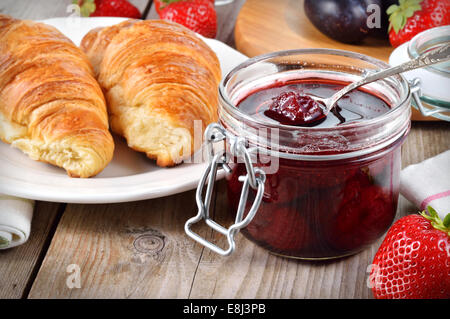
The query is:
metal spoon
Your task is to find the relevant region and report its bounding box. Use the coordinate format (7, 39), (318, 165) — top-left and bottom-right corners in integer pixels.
(313, 43), (450, 116)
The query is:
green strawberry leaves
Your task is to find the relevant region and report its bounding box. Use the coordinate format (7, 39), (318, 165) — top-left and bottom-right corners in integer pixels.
(443, 213), (450, 228)
(159, 0), (185, 11)
(420, 206), (450, 236)
(161, 0), (184, 4)
(0, 236), (9, 248)
(387, 0), (423, 34)
(73, 0), (96, 17)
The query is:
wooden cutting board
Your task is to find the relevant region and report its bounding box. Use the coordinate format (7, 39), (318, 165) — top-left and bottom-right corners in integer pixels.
(234, 0), (438, 121)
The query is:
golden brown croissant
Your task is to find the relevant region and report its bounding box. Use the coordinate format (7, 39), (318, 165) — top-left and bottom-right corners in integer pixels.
(81, 19), (221, 166)
(0, 15), (114, 178)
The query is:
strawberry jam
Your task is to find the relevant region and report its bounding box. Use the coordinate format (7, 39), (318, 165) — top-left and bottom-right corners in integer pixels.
(238, 79), (391, 127)
(264, 91), (326, 126)
(225, 79), (403, 259)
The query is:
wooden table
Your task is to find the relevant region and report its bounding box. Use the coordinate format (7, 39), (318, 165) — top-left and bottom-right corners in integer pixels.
(0, 0), (449, 299)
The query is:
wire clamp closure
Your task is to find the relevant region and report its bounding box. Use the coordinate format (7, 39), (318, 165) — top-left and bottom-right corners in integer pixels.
(409, 78), (449, 117)
(184, 123), (266, 256)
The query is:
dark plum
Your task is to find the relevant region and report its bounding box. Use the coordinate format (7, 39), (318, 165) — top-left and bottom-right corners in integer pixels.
(304, 0), (377, 44)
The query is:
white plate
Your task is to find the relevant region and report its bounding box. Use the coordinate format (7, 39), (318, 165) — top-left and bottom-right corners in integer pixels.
(0, 17), (248, 204)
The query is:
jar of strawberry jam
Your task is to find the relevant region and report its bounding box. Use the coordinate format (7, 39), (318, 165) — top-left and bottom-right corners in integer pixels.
(185, 49), (412, 260)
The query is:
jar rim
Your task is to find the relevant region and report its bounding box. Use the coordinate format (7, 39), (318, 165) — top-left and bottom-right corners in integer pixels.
(218, 48), (412, 160)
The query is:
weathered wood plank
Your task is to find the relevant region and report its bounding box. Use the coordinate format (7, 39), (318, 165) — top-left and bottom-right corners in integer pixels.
(0, 0), (151, 20)
(402, 121), (450, 166)
(27, 191), (210, 298)
(0, 202), (62, 299)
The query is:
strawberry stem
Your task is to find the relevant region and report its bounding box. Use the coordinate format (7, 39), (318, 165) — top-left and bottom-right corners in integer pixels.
(160, 0), (184, 11)
(443, 213), (450, 228)
(74, 0), (96, 17)
(420, 206), (450, 236)
(387, 0), (422, 34)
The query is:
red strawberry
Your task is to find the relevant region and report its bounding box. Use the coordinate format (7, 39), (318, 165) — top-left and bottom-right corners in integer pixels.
(155, 0), (214, 14)
(370, 207), (450, 299)
(387, 0), (450, 48)
(326, 171), (396, 251)
(77, 0), (141, 18)
(154, 0), (164, 14)
(159, 0), (217, 38)
(154, 0), (172, 14)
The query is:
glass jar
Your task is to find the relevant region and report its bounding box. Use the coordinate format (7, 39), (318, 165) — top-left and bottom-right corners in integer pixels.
(185, 49), (411, 260)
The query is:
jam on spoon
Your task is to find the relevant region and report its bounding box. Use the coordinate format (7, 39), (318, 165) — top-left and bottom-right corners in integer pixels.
(264, 91), (326, 126)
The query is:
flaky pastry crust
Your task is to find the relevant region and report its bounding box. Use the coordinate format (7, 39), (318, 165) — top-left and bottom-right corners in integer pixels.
(0, 15), (114, 177)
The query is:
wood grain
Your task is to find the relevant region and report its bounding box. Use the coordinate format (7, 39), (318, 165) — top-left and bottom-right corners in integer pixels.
(0, 202), (62, 299)
(235, 0), (392, 61)
(402, 121), (450, 166)
(28, 191), (208, 298)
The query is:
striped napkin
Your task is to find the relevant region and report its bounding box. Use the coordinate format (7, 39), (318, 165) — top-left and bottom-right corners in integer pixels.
(0, 195), (34, 249)
(400, 150), (450, 219)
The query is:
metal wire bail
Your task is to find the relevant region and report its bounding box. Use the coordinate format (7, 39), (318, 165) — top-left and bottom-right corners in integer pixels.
(409, 78), (450, 117)
(184, 123), (266, 256)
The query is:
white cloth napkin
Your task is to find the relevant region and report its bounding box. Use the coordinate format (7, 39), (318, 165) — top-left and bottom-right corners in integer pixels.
(400, 150), (450, 219)
(0, 195), (34, 249)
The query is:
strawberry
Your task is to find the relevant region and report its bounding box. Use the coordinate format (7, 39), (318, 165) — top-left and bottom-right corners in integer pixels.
(387, 0), (450, 48)
(76, 0), (141, 19)
(154, 0), (215, 14)
(158, 0), (217, 38)
(370, 207), (450, 299)
(326, 171), (396, 251)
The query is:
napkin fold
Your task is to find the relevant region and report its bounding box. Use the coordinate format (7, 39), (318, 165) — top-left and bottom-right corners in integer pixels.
(0, 195), (34, 249)
(400, 150), (450, 219)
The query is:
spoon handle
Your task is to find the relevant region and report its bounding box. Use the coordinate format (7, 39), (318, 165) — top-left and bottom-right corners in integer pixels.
(327, 43), (450, 111)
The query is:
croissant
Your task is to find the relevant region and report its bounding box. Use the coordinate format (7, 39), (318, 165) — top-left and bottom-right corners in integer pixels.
(0, 15), (114, 178)
(81, 19), (221, 166)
